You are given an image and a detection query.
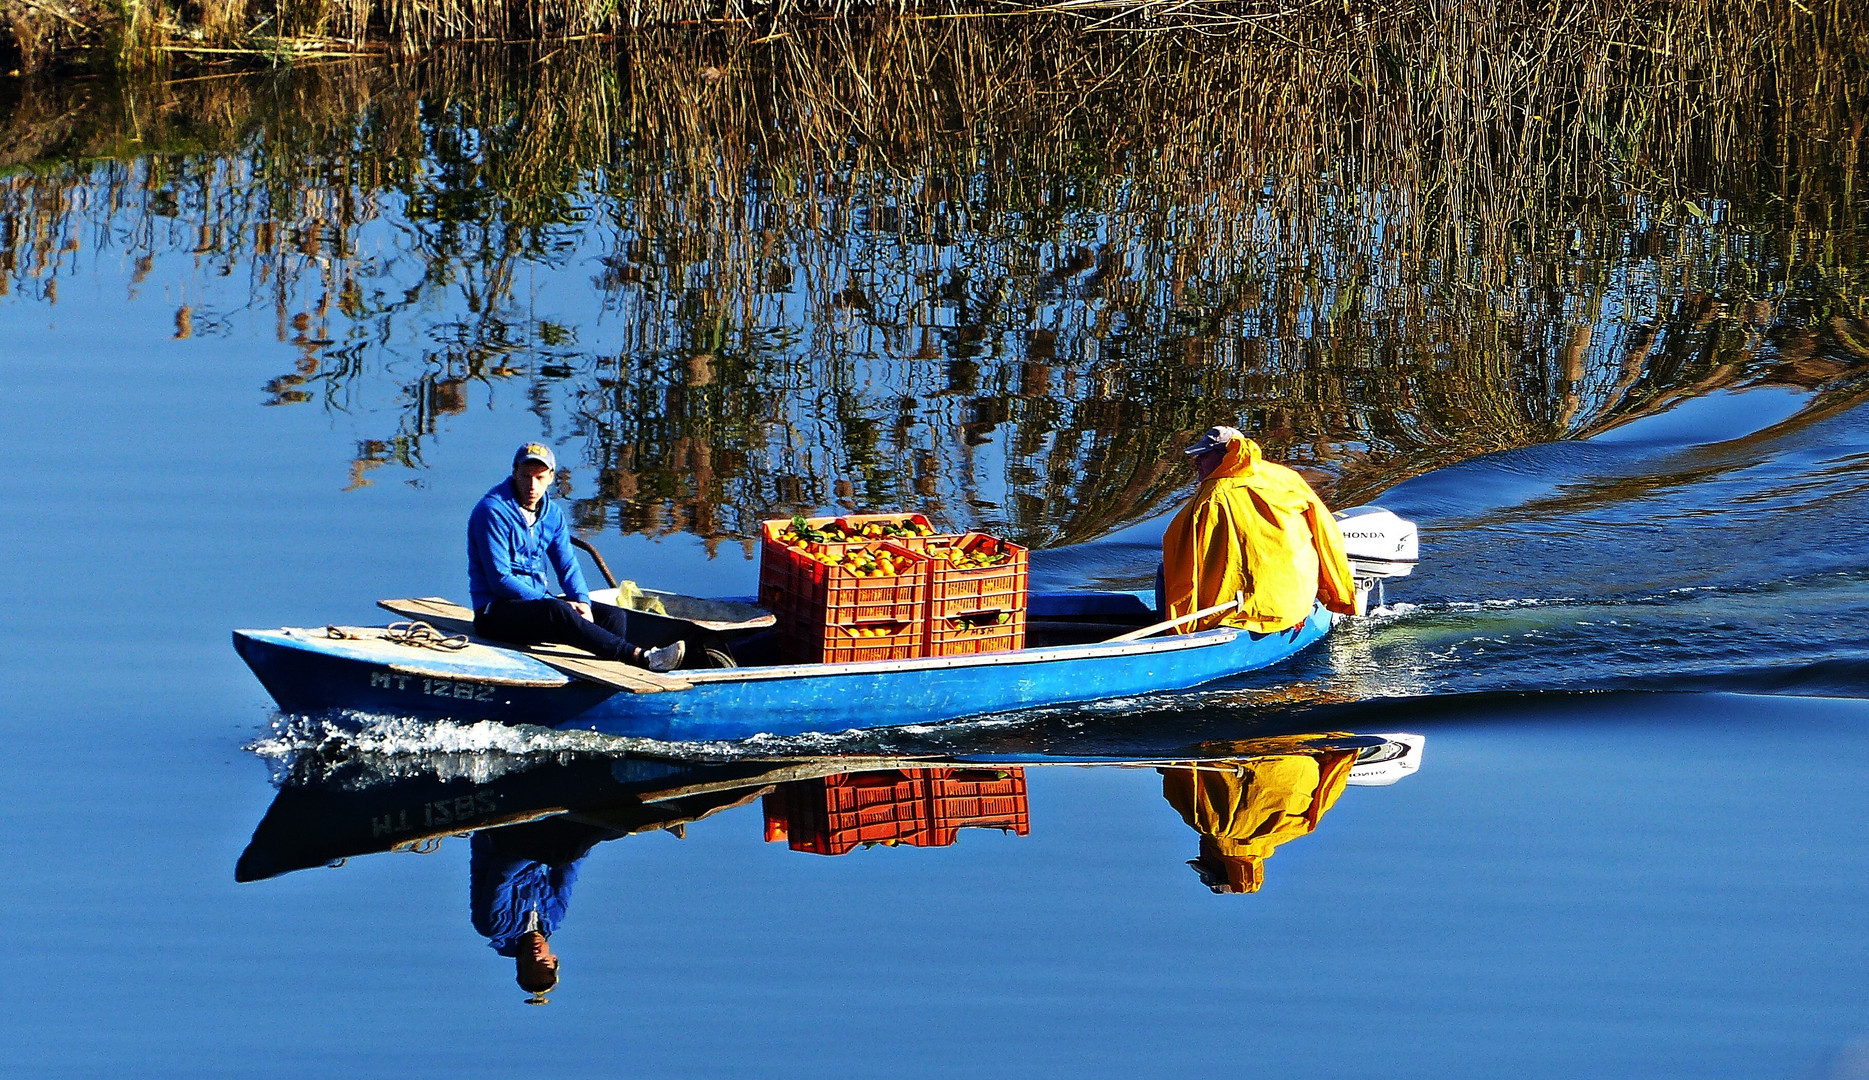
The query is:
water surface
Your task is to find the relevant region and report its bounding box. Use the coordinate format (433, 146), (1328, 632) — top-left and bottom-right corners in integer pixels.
(2, 23), (1867, 1078)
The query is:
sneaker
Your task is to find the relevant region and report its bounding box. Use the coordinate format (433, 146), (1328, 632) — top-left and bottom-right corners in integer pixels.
(640, 641), (685, 672)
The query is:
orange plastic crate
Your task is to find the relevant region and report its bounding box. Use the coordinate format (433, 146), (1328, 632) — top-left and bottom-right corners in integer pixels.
(780, 612), (925, 665)
(835, 513), (941, 550)
(821, 543), (928, 623)
(926, 609), (1027, 656)
(923, 533), (1030, 622)
(761, 532), (928, 620)
(758, 516), (838, 619)
(760, 514), (940, 556)
(758, 515), (934, 601)
(759, 517), (1033, 662)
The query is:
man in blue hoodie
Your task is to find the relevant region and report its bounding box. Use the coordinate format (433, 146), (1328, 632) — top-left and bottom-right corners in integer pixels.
(468, 443), (684, 672)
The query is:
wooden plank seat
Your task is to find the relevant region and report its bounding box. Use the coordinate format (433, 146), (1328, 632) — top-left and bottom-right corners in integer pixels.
(378, 597), (692, 694)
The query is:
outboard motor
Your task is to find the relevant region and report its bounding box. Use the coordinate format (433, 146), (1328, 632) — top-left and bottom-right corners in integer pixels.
(1332, 505), (1419, 614)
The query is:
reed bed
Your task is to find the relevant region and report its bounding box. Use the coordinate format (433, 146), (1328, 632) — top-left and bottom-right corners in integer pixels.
(2, 9), (1864, 545)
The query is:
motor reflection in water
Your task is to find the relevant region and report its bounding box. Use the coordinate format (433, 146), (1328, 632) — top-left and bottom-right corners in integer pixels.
(237, 732), (1423, 1001)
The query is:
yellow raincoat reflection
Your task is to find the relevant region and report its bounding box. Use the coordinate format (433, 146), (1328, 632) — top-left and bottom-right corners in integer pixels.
(1161, 437), (1357, 633)
(1161, 748), (1358, 893)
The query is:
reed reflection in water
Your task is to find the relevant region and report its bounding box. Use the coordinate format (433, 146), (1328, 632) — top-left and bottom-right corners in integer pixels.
(2, 12), (1863, 551)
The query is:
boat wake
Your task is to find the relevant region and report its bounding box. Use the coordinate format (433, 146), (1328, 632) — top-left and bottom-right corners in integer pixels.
(1037, 387), (1869, 714)
(247, 707), (1052, 784)
(249, 712), (649, 787)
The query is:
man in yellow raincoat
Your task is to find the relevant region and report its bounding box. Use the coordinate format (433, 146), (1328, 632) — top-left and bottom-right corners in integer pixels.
(1160, 426), (1358, 633)
(1161, 748), (1359, 893)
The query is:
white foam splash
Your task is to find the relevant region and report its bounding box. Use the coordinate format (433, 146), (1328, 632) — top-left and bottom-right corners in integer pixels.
(891, 713), (1026, 736)
(1438, 597), (1577, 611)
(248, 712), (667, 787)
(245, 709), (952, 788)
(249, 711), (630, 759)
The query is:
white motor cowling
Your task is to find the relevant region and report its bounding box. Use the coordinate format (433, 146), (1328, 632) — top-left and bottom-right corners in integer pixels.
(1333, 505), (1419, 578)
(1332, 505), (1419, 614)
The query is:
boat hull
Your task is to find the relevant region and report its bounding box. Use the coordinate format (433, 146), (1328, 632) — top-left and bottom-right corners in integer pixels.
(233, 600), (1335, 741)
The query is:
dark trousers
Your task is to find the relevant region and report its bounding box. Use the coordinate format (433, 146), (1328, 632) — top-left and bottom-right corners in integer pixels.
(475, 598), (639, 663)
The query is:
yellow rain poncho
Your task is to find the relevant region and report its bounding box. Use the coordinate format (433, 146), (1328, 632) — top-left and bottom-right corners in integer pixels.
(1161, 437), (1357, 633)
(1160, 750), (1358, 893)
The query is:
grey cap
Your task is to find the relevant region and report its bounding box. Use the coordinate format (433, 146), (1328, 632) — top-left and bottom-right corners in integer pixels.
(513, 442), (557, 471)
(1183, 425), (1245, 456)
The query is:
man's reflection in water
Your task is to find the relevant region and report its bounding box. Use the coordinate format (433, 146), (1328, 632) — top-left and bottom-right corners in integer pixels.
(1159, 748), (1358, 893)
(470, 817), (622, 1004)
(464, 777), (769, 1003)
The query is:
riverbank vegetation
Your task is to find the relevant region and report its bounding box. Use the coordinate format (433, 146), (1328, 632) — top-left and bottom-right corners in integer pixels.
(5, 0), (1865, 77)
(2, 9), (1864, 544)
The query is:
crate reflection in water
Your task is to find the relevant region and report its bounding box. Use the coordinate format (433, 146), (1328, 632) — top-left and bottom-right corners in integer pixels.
(763, 768), (1031, 856)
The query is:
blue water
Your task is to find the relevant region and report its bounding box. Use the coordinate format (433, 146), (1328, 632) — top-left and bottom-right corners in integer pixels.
(6, 307), (1869, 1075)
(6, 68), (1869, 1080)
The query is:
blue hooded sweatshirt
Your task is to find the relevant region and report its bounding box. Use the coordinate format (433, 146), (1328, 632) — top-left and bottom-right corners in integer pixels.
(467, 477), (590, 613)
(470, 820), (619, 955)
(469, 832), (581, 956)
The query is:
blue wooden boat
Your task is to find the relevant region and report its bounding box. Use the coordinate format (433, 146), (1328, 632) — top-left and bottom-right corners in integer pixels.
(232, 590), (1337, 741)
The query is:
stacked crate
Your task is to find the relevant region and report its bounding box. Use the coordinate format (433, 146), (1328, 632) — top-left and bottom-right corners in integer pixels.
(759, 515), (931, 663)
(759, 513), (1029, 662)
(762, 767), (1030, 856)
(922, 533), (1029, 656)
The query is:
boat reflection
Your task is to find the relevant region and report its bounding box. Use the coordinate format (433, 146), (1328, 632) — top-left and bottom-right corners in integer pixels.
(238, 732), (1423, 1000)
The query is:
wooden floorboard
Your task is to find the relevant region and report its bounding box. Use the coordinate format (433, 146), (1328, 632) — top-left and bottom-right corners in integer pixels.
(378, 597), (691, 693)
